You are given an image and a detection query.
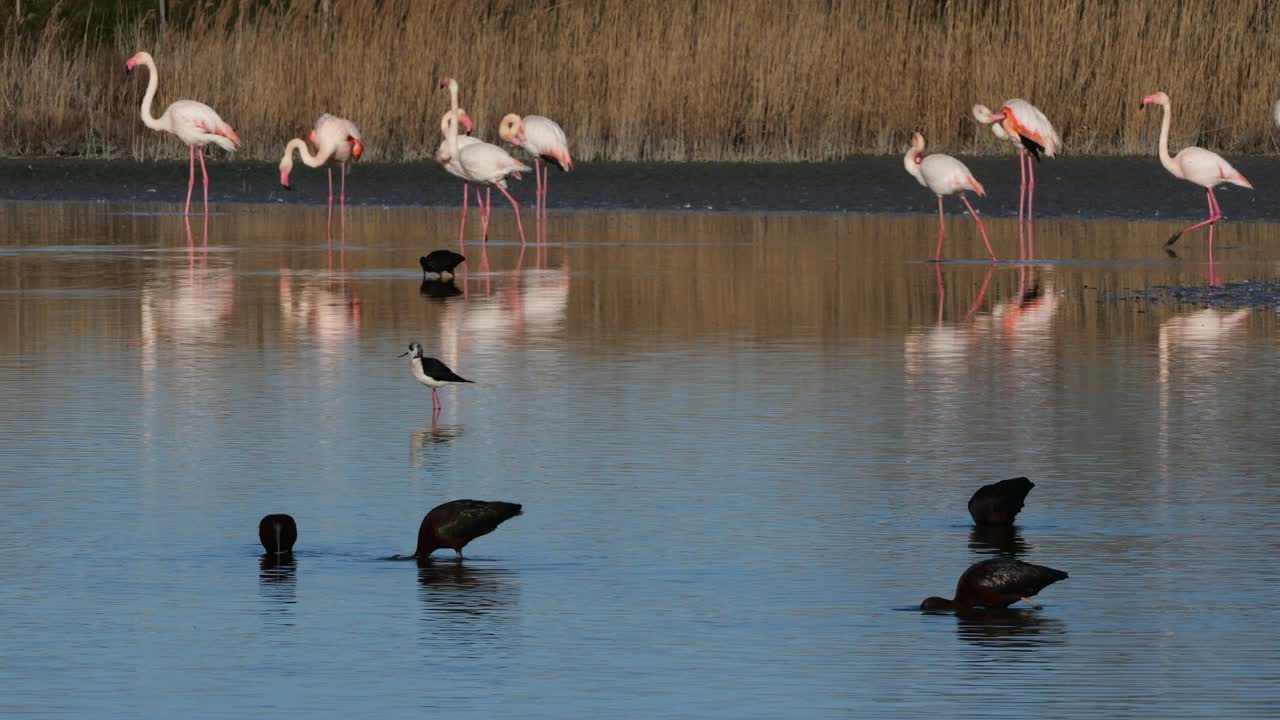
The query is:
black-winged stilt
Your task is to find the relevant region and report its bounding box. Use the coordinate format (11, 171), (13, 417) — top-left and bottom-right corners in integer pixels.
(398, 342), (473, 411)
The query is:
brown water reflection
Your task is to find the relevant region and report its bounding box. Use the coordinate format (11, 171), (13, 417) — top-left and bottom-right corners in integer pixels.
(2, 203), (1278, 358)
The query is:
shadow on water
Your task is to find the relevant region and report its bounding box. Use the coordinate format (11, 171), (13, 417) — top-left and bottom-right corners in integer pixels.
(416, 559), (520, 621)
(968, 525), (1031, 558)
(258, 554), (297, 610)
(410, 421), (465, 466)
(952, 608), (1068, 649)
(420, 278), (462, 301)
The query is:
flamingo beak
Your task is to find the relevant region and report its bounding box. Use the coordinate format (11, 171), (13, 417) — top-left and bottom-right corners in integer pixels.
(989, 112), (1006, 122)
(308, 129), (317, 145)
(125, 58), (136, 73)
(461, 114), (474, 134)
(279, 170), (291, 189)
(350, 137), (364, 161)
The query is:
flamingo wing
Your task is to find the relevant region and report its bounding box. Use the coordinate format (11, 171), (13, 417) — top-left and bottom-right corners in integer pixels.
(458, 142), (533, 185)
(167, 99), (240, 150)
(1174, 147), (1250, 189)
(522, 115), (573, 171)
(1002, 99), (1060, 157)
(921, 155), (982, 196)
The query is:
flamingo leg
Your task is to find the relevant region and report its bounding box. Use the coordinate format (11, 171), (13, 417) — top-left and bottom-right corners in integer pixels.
(197, 146), (210, 216)
(476, 185), (490, 242)
(460, 182), (469, 248)
(486, 187), (492, 225)
(935, 194), (946, 261)
(1017, 148), (1026, 259)
(1166, 189), (1222, 247)
(492, 182), (528, 245)
(185, 145), (196, 216)
(340, 162), (348, 238)
(1026, 154), (1036, 259)
(934, 261), (945, 323)
(958, 194), (997, 262)
(327, 167), (334, 238)
(533, 158), (543, 221)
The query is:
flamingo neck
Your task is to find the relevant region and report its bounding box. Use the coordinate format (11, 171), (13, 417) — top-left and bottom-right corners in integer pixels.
(1156, 100), (1180, 179)
(138, 55), (165, 131)
(447, 83), (462, 160)
(283, 138), (327, 170)
(903, 147), (925, 186)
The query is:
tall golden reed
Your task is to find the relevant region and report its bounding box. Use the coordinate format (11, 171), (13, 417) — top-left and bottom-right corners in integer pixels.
(2, 0), (1278, 162)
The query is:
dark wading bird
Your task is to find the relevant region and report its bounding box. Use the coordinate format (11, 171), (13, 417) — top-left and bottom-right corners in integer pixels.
(259, 514), (298, 555)
(399, 342), (473, 412)
(968, 477), (1035, 526)
(420, 250), (466, 279)
(415, 500), (523, 560)
(921, 558), (1068, 610)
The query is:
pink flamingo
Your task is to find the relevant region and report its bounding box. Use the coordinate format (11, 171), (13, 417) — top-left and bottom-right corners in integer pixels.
(904, 132), (997, 262)
(434, 85), (488, 244)
(125, 51), (241, 216)
(973, 100), (1060, 256)
(440, 78), (531, 245)
(498, 114), (572, 222)
(279, 114), (364, 235)
(1141, 91), (1253, 251)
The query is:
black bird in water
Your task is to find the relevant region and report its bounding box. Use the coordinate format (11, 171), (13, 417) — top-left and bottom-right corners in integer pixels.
(968, 477), (1035, 526)
(415, 500), (523, 559)
(258, 514), (298, 555)
(921, 558), (1068, 610)
(420, 250), (466, 279)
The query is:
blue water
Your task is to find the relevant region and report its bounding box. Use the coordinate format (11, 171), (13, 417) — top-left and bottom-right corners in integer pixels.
(1, 203), (1277, 718)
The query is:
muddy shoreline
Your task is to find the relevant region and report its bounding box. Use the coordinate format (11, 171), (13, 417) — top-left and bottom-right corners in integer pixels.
(0, 156), (1274, 221)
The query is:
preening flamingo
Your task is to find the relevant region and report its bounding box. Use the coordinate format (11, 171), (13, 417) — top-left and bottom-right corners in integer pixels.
(434, 100), (484, 245)
(973, 100), (1060, 256)
(498, 113), (572, 222)
(125, 51), (241, 216)
(904, 132), (997, 262)
(279, 114), (364, 234)
(440, 78), (531, 245)
(1141, 92), (1253, 249)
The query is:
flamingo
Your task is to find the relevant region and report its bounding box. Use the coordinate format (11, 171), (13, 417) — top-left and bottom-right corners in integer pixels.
(125, 51), (241, 216)
(498, 113), (572, 222)
(279, 114), (364, 235)
(434, 104), (486, 244)
(1141, 92), (1253, 250)
(904, 131), (997, 262)
(440, 78), (531, 245)
(973, 100), (1060, 256)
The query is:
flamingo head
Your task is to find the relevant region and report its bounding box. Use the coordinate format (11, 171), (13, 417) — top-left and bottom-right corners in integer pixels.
(1140, 92), (1169, 110)
(498, 114), (524, 145)
(125, 51), (150, 73)
(439, 77), (456, 92)
(972, 104), (997, 124)
(307, 129), (317, 145)
(910, 131), (926, 154)
(349, 136), (364, 161)
(458, 110), (475, 134)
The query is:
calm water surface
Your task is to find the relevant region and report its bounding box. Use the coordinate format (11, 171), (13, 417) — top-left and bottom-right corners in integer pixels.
(1, 203), (1278, 718)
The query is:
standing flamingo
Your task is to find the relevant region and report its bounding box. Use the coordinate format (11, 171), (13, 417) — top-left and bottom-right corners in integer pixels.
(904, 132), (997, 262)
(434, 104), (486, 245)
(440, 78), (531, 245)
(498, 114), (572, 222)
(1141, 92), (1253, 250)
(125, 51), (240, 216)
(279, 114), (364, 235)
(973, 100), (1060, 256)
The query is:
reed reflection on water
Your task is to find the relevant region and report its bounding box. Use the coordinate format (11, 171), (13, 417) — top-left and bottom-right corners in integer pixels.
(0, 202), (1278, 719)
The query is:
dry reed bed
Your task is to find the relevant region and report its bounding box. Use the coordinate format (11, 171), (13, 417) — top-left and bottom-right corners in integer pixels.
(2, 0), (1280, 162)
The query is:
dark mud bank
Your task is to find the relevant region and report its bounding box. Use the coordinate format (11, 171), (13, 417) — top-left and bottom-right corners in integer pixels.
(0, 156), (1276, 221)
